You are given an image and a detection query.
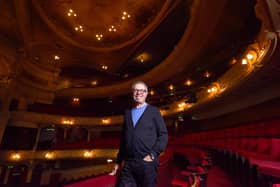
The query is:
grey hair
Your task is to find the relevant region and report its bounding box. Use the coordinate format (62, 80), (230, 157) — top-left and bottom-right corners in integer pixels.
(131, 81), (148, 91)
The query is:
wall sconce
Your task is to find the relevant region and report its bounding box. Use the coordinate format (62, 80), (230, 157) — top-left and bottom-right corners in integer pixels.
(159, 109), (167, 116)
(242, 45), (265, 73)
(10, 153), (21, 161)
(71, 97), (80, 106)
(136, 53), (150, 63)
(62, 119), (74, 125)
(207, 82), (226, 97)
(176, 102), (193, 112)
(83, 150), (94, 158)
(45, 152), (55, 159)
(102, 118), (111, 125)
(149, 89), (155, 96)
(185, 79), (193, 86)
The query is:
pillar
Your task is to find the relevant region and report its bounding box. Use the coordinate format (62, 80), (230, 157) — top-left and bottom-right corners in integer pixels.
(87, 128), (91, 142)
(33, 127), (42, 151)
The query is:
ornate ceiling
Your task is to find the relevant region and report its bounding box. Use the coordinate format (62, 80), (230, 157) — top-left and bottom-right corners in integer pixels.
(0, 0), (266, 119)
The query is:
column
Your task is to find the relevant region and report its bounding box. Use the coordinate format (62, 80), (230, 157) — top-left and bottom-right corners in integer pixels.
(33, 127), (42, 151)
(25, 166), (33, 183)
(3, 167), (10, 185)
(0, 50), (20, 144)
(0, 87), (12, 144)
(63, 127), (67, 140)
(87, 128), (91, 142)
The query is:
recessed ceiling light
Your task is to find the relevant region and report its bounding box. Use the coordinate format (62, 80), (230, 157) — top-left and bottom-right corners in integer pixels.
(54, 55), (60, 60)
(121, 11), (131, 20)
(102, 65), (108, 70)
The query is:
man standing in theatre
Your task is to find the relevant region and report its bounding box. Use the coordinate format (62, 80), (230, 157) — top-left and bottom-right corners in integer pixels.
(109, 80), (168, 187)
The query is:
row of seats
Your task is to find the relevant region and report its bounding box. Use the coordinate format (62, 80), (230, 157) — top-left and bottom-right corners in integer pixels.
(180, 119), (280, 187)
(176, 119), (280, 143)
(169, 147), (211, 187)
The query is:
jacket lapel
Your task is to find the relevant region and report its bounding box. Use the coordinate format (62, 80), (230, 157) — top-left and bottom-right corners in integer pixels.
(126, 109), (134, 128)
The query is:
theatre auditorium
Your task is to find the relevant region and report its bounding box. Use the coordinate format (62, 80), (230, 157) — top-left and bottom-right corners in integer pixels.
(0, 0), (280, 186)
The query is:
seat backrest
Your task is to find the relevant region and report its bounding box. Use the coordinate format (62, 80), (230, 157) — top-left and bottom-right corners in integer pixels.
(257, 138), (271, 154)
(246, 138), (258, 152)
(270, 138), (280, 160)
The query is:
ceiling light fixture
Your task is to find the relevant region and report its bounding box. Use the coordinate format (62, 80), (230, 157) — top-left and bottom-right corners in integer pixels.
(102, 65), (108, 70)
(75, 25), (84, 32)
(121, 11), (131, 20)
(54, 55), (60, 60)
(108, 25), (117, 32)
(67, 9), (77, 17)
(96, 34), (103, 40)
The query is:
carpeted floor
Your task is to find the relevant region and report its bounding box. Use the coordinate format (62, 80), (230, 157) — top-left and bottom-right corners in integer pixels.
(64, 165), (241, 187)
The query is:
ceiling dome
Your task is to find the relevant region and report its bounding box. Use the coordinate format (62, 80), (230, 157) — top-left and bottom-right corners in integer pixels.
(34, 0), (171, 50)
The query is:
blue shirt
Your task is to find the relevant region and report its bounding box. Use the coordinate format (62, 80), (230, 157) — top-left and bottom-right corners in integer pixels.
(131, 104), (148, 127)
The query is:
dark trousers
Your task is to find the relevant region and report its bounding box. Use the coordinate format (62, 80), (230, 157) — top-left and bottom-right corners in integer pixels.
(116, 159), (158, 187)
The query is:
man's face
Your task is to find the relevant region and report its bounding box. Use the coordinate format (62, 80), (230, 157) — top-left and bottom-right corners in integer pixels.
(132, 83), (148, 105)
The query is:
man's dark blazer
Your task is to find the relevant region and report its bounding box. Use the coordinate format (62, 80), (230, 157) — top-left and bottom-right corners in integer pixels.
(116, 104), (168, 163)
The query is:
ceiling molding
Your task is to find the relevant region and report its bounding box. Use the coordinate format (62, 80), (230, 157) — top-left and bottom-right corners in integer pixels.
(56, 0), (229, 98)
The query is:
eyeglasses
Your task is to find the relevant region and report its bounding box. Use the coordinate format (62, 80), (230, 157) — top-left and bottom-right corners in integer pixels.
(133, 89), (147, 93)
